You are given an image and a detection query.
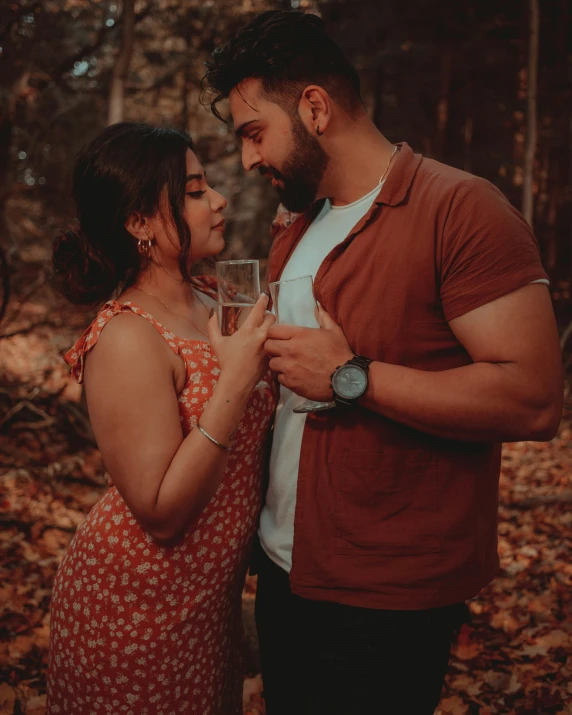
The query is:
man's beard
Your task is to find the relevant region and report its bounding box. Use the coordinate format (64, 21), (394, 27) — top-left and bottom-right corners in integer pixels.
(260, 115), (329, 213)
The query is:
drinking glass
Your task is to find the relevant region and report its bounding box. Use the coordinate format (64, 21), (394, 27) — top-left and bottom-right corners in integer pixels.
(268, 275), (336, 413)
(216, 259), (268, 389)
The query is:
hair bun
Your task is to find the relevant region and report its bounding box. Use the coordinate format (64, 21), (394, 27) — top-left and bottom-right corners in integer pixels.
(53, 228), (80, 267)
(53, 227), (117, 305)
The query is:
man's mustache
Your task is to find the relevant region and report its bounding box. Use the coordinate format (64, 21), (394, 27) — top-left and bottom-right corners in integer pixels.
(259, 166), (285, 181)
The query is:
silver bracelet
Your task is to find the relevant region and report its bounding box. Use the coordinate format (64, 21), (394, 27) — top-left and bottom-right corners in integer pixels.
(196, 422), (231, 451)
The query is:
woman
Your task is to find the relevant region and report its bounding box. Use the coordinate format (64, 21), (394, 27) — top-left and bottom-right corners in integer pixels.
(47, 122), (276, 714)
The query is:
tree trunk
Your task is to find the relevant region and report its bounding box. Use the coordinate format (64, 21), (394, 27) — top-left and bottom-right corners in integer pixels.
(108, 0), (136, 126)
(436, 46), (452, 159)
(546, 206), (558, 272)
(463, 80), (473, 173)
(181, 18), (193, 132)
(522, 0), (539, 226)
(372, 66), (383, 130)
(569, 86), (572, 285)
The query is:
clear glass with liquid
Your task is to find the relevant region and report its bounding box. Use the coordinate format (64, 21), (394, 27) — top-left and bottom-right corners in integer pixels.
(216, 259), (268, 389)
(218, 302), (255, 336)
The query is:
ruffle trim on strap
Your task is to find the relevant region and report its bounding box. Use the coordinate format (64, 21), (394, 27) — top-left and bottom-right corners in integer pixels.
(63, 300), (183, 384)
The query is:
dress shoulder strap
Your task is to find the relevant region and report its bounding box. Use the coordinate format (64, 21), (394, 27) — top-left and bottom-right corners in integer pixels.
(64, 300), (181, 383)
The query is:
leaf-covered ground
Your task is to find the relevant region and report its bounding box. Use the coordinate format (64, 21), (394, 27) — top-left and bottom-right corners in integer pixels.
(1, 294), (571, 714)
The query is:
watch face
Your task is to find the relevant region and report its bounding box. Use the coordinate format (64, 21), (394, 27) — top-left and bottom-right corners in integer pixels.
(333, 365), (367, 399)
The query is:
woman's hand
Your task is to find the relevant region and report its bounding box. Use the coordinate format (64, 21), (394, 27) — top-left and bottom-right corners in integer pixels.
(208, 294), (275, 391)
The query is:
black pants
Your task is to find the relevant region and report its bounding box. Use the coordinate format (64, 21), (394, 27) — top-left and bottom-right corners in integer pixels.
(254, 546), (468, 715)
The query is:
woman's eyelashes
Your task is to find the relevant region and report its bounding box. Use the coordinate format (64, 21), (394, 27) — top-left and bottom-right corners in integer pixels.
(186, 190), (207, 198)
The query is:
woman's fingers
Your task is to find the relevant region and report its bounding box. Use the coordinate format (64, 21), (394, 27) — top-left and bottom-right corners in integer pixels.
(260, 312), (277, 331)
(243, 293), (270, 329)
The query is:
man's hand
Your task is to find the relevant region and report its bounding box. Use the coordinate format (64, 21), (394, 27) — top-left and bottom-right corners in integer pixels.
(265, 306), (354, 400)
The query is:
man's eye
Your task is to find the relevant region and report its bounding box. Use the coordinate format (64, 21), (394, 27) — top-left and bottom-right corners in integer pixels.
(186, 191), (206, 198)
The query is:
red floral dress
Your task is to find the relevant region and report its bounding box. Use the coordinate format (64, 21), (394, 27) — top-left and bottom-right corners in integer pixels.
(47, 277), (277, 715)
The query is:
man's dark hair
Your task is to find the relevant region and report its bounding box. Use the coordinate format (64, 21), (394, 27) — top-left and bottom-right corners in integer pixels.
(203, 10), (363, 121)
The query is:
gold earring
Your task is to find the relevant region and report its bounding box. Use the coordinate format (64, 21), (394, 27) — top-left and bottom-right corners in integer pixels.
(137, 237), (152, 258)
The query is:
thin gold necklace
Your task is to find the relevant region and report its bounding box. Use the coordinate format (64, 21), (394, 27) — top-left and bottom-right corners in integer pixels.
(378, 146), (399, 184)
(133, 287), (210, 339)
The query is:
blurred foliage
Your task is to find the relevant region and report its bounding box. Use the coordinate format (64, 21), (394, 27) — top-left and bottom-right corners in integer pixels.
(0, 0), (571, 319)
(1, 5), (571, 712)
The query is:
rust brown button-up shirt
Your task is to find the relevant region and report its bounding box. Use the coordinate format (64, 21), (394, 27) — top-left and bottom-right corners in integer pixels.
(266, 143), (548, 610)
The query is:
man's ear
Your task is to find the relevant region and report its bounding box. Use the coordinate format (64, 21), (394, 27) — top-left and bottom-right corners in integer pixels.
(298, 85), (332, 137)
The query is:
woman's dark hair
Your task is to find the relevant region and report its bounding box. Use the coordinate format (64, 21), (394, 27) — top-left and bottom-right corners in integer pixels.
(53, 122), (194, 305)
(203, 10), (363, 121)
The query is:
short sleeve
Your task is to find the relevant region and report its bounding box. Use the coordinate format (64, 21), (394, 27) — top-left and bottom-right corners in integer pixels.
(439, 177), (548, 322)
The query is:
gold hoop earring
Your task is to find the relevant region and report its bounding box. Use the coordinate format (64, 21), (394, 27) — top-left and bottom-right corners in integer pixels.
(137, 238), (152, 258)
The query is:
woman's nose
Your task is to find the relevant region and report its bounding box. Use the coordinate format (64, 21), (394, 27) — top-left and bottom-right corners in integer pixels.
(211, 189), (228, 212)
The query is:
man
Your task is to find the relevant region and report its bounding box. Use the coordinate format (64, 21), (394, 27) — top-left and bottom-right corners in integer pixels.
(204, 11), (563, 715)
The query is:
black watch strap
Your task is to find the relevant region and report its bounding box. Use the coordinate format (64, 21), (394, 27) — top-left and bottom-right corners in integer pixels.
(350, 355), (373, 369)
(331, 355), (373, 407)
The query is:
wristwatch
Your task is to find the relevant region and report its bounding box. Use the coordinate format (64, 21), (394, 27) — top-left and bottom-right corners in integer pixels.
(330, 355), (373, 407)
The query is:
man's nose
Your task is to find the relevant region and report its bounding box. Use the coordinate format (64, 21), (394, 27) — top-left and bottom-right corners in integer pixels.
(242, 142), (262, 172)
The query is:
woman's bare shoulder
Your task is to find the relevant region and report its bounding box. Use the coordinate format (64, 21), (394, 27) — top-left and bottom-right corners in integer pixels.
(85, 310), (174, 381)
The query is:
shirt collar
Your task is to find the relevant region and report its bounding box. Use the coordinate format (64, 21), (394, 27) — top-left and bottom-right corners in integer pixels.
(267, 142), (423, 284)
(373, 142), (422, 207)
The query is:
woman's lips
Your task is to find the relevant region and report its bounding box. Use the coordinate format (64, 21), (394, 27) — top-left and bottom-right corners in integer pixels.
(212, 220), (225, 231)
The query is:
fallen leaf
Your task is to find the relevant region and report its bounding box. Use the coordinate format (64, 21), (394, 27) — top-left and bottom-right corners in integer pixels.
(242, 674), (263, 706)
(25, 693), (46, 715)
(537, 629), (570, 649)
(8, 635), (35, 660)
(483, 670), (510, 692)
(440, 695), (469, 714)
(0, 683), (16, 714)
(454, 641), (484, 660)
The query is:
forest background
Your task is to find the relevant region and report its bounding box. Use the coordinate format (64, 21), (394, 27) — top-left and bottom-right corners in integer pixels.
(1, 0), (571, 713)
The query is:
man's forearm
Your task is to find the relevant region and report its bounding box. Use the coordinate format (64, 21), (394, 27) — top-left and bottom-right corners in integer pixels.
(360, 360), (561, 442)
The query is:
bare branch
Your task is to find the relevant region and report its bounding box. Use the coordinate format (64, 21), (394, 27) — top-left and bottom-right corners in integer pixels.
(0, 319), (63, 340)
(127, 59), (189, 92)
(59, 401), (97, 446)
(0, 1), (41, 43)
(108, 0), (136, 125)
(0, 400), (55, 431)
(501, 490), (572, 509)
(1, 270), (47, 328)
(522, 0), (539, 226)
(51, 2), (154, 83)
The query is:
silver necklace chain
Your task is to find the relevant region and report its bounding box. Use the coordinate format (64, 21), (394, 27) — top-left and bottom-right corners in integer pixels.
(378, 146), (399, 185)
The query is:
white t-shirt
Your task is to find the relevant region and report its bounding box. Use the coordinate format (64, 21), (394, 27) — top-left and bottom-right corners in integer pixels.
(259, 182), (383, 572)
(259, 184), (551, 574)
